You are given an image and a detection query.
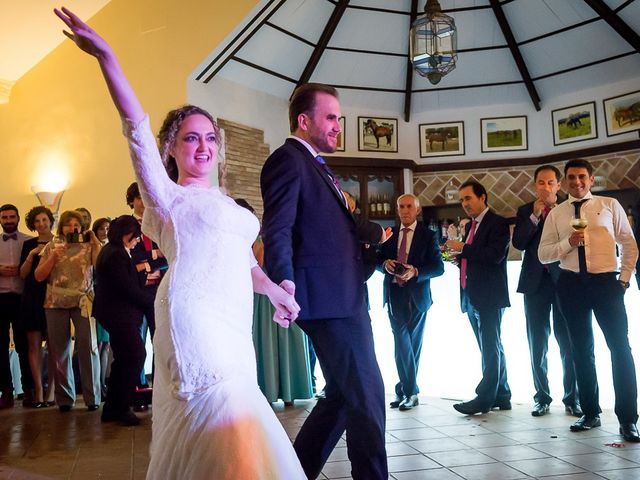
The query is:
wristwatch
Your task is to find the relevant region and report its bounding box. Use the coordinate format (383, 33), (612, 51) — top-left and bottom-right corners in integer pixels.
(619, 280), (630, 289)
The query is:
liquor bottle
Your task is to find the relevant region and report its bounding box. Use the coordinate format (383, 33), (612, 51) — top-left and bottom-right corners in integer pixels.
(441, 219), (449, 240)
(376, 196), (383, 214)
(370, 196), (377, 214)
(383, 195), (391, 215)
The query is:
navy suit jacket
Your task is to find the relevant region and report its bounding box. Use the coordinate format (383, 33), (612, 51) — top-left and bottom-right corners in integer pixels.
(261, 138), (380, 320)
(512, 202), (561, 294)
(378, 223), (444, 313)
(459, 209), (510, 312)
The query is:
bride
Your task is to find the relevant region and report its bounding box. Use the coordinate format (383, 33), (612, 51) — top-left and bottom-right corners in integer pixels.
(54, 7), (305, 479)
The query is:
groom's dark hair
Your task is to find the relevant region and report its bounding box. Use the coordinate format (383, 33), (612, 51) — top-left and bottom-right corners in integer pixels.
(289, 83), (339, 133)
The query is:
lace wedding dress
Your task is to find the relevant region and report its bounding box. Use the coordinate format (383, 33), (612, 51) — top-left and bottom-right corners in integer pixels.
(124, 116), (305, 479)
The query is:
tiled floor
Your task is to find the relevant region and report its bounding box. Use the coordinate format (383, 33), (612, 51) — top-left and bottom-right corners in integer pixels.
(1, 396), (640, 479)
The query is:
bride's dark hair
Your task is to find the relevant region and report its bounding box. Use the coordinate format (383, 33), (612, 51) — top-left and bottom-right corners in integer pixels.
(157, 105), (220, 182)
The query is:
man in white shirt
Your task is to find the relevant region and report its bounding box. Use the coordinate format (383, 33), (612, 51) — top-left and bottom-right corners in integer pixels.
(539, 158), (639, 442)
(0, 204), (32, 408)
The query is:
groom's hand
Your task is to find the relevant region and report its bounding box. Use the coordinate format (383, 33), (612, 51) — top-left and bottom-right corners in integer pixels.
(280, 279), (296, 296)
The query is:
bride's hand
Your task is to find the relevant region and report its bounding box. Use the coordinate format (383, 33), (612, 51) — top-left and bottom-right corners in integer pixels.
(54, 7), (112, 58)
(268, 285), (301, 328)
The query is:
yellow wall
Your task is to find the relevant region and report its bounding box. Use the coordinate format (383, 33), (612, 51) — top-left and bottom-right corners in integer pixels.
(0, 0), (258, 223)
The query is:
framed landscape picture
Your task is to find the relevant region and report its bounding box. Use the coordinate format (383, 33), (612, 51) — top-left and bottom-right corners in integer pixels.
(419, 121), (465, 157)
(358, 116), (398, 152)
(335, 116), (345, 151)
(603, 90), (640, 137)
(480, 116), (528, 152)
(551, 101), (597, 146)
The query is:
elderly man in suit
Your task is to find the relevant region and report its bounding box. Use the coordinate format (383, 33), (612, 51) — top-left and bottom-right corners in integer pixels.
(445, 180), (511, 415)
(378, 194), (443, 411)
(512, 165), (580, 418)
(261, 83), (388, 480)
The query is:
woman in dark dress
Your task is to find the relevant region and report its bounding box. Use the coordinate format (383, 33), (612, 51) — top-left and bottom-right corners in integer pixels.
(19, 206), (55, 408)
(93, 215), (154, 425)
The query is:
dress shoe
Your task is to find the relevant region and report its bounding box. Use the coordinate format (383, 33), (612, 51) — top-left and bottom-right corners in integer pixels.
(399, 395), (419, 411)
(133, 404), (149, 412)
(531, 403), (550, 417)
(389, 396), (404, 409)
(87, 404), (99, 412)
(453, 399), (490, 415)
(620, 423), (640, 442)
(492, 400), (512, 411)
(32, 402), (47, 409)
(570, 415), (601, 431)
(102, 409), (140, 426)
(565, 404), (583, 417)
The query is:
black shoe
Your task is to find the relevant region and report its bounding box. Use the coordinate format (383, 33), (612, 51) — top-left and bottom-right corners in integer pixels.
(389, 396), (404, 409)
(102, 409), (140, 426)
(453, 399), (490, 415)
(399, 395), (419, 411)
(87, 404), (99, 412)
(492, 400), (512, 411)
(620, 423), (640, 442)
(32, 402), (47, 409)
(531, 403), (550, 417)
(565, 404), (583, 417)
(570, 415), (601, 431)
(133, 404), (149, 412)
(59, 405), (72, 413)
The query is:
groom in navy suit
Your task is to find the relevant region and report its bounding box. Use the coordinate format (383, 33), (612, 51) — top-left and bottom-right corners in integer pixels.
(378, 194), (443, 411)
(261, 83), (388, 480)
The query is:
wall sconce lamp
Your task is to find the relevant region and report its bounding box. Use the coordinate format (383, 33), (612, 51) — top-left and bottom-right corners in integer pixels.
(31, 187), (65, 218)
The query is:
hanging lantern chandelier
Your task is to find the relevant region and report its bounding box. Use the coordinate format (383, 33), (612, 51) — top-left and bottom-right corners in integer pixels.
(409, 0), (458, 85)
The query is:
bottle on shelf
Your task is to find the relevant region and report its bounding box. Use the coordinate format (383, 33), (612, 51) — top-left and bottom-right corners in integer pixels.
(441, 219), (449, 241)
(370, 195), (377, 214)
(376, 196), (383, 215)
(383, 195), (391, 215)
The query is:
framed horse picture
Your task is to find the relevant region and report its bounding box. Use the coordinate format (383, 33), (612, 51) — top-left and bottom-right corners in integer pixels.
(603, 90), (640, 137)
(419, 121), (465, 158)
(480, 116), (528, 153)
(358, 116), (398, 152)
(551, 102), (597, 146)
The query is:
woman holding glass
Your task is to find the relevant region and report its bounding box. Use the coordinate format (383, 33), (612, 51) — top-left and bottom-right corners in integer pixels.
(34, 209), (102, 411)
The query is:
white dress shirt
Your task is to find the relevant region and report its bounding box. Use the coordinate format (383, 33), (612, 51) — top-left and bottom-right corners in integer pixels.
(538, 192), (638, 282)
(0, 230), (31, 294)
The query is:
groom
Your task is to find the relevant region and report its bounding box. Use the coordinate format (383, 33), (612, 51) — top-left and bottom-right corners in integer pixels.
(261, 83), (388, 479)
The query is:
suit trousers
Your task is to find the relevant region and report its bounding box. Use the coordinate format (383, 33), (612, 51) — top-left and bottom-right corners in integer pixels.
(556, 271), (638, 423)
(388, 284), (427, 398)
(524, 272), (578, 406)
(0, 293), (31, 394)
(45, 307), (101, 407)
(103, 320), (146, 414)
(466, 301), (511, 406)
(294, 302), (387, 480)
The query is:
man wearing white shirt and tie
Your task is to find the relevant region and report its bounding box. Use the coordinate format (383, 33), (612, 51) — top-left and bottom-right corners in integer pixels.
(539, 158), (639, 442)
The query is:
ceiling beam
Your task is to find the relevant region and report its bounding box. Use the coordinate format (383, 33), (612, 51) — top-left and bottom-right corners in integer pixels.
(489, 0), (541, 111)
(582, 0), (640, 52)
(403, 0), (420, 123)
(293, 0), (350, 95)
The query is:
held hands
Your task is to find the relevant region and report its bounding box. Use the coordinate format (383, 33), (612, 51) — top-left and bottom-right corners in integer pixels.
(54, 7), (111, 58)
(270, 280), (300, 328)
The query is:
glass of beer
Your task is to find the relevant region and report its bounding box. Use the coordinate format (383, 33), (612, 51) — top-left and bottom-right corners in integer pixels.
(570, 216), (588, 246)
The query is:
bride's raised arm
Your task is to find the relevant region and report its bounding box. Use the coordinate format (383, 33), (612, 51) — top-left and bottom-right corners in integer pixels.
(54, 7), (144, 124)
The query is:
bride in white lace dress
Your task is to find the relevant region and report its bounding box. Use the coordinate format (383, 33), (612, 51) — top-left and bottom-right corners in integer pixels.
(55, 8), (305, 479)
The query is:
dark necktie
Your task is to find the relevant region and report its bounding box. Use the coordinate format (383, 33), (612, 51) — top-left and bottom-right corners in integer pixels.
(460, 219), (477, 289)
(542, 206), (551, 220)
(2, 233), (17, 241)
(573, 200), (588, 277)
(315, 155), (346, 206)
(395, 227), (410, 286)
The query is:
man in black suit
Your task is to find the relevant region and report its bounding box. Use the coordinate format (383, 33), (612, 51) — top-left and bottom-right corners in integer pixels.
(445, 180), (511, 415)
(378, 194), (443, 411)
(512, 165), (580, 418)
(261, 83), (388, 479)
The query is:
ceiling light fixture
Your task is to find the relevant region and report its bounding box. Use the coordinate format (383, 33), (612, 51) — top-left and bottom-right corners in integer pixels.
(409, 0), (457, 85)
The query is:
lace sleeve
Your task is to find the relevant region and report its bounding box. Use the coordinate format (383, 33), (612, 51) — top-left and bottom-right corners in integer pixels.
(122, 115), (174, 239)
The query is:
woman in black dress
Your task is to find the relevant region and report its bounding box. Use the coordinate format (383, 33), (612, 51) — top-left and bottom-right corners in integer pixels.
(19, 206), (55, 408)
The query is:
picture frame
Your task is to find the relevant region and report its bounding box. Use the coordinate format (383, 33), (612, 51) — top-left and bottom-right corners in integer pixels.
(480, 116), (528, 152)
(335, 116), (345, 152)
(603, 90), (640, 137)
(358, 116), (398, 152)
(551, 102), (598, 146)
(419, 121), (465, 157)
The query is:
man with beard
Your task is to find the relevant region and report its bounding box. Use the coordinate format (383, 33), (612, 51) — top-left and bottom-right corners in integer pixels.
(261, 83), (388, 479)
(0, 204), (32, 408)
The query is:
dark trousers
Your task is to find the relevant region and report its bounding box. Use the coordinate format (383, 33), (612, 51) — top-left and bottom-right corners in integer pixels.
(388, 284), (427, 398)
(103, 320), (146, 414)
(0, 293), (32, 393)
(524, 272), (578, 406)
(556, 271), (638, 423)
(466, 301), (510, 406)
(294, 302), (387, 480)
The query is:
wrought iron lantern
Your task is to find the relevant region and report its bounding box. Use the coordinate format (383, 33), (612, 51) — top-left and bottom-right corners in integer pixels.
(409, 0), (457, 85)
